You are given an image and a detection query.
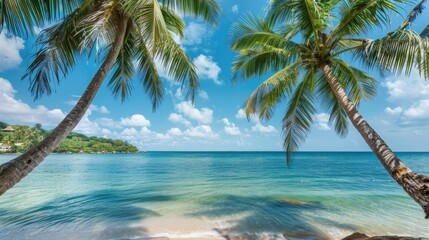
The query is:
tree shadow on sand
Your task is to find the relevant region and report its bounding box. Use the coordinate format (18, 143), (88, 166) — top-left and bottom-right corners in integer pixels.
(0, 188), (175, 239)
(188, 194), (358, 239)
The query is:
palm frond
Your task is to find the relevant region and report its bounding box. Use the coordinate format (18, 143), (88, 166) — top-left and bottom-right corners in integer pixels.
(266, 0), (330, 38)
(329, 0), (405, 45)
(421, 25), (429, 38)
(0, 0), (84, 36)
(356, 29), (429, 78)
(156, 37), (199, 102)
(329, 58), (377, 105)
(316, 72), (349, 137)
(134, 33), (164, 111)
(282, 69), (316, 164)
(161, 0), (221, 25)
(22, 4), (90, 99)
(243, 62), (301, 121)
(108, 23), (135, 102)
(400, 0), (427, 30)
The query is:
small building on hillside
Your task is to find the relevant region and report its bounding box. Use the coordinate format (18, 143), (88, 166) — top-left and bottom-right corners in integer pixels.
(1, 126), (14, 132)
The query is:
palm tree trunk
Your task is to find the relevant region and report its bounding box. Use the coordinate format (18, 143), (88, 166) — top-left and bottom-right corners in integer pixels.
(0, 16), (129, 196)
(321, 63), (429, 219)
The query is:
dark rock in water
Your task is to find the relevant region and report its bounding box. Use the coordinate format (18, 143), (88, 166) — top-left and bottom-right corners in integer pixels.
(278, 198), (307, 205)
(342, 233), (370, 240)
(342, 232), (429, 240)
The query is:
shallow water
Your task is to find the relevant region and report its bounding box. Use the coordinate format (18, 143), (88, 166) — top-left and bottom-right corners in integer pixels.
(0, 152), (428, 239)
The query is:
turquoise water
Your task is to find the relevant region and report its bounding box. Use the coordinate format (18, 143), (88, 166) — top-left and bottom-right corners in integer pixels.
(0, 152), (428, 239)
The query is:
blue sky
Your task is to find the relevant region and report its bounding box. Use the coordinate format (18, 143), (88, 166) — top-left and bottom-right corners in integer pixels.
(1, 0), (429, 152)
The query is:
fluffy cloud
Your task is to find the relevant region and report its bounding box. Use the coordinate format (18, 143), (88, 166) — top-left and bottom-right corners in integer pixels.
(0, 32), (24, 71)
(67, 100), (110, 114)
(384, 107), (403, 116)
(193, 55), (222, 85)
(168, 113), (191, 126)
(403, 100), (429, 119)
(252, 122), (276, 133)
(199, 90), (209, 100)
(0, 78), (66, 126)
(315, 113), (330, 131)
(235, 109), (247, 119)
(235, 108), (275, 133)
(222, 118), (241, 135)
(184, 125), (218, 139)
(382, 70), (429, 127)
(182, 22), (213, 46)
(232, 5), (239, 13)
(383, 71), (429, 101)
(120, 114), (151, 127)
(175, 101), (213, 124)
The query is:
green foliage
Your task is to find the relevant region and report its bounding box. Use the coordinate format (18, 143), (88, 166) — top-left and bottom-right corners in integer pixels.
(231, 0), (429, 163)
(17, 0), (221, 109)
(0, 122), (138, 154)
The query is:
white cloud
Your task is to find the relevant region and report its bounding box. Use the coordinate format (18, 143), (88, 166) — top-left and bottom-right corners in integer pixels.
(67, 100), (110, 114)
(403, 100), (429, 119)
(168, 127), (183, 136)
(175, 88), (183, 100)
(236, 108), (275, 134)
(120, 114), (151, 127)
(383, 71), (429, 101)
(182, 22), (213, 46)
(0, 78), (66, 126)
(199, 90), (209, 100)
(0, 32), (24, 71)
(184, 125), (218, 139)
(235, 109), (247, 119)
(385, 107), (403, 116)
(315, 113), (330, 131)
(175, 101), (213, 124)
(193, 55), (222, 85)
(222, 118), (241, 135)
(168, 113), (191, 126)
(252, 122), (276, 133)
(232, 5), (239, 13)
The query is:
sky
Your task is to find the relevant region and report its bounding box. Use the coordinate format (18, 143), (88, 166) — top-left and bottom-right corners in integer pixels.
(1, 0), (429, 152)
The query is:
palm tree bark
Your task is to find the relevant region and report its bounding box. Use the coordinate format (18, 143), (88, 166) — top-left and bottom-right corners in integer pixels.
(321, 63), (429, 219)
(0, 16), (129, 196)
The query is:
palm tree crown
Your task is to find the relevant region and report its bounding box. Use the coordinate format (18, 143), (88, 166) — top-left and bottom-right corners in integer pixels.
(231, 0), (429, 163)
(4, 0), (220, 110)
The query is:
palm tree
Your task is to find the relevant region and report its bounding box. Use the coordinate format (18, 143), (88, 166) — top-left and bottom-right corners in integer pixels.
(400, 0), (429, 37)
(0, 0), (220, 195)
(231, 0), (429, 218)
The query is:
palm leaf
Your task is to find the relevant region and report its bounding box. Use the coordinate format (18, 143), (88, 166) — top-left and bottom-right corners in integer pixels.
(108, 23), (135, 102)
(329, 0), (404, 45)
(243, 62), (301, 121)
(134, 32), (164, 111)
(156, 37), (199, 102)
(282, 69), (316, 164)
(357, 29), (429, 78)
(399, 0), (427, 30)
(161, 0), (221, 25)
(0, 0), (84, 36)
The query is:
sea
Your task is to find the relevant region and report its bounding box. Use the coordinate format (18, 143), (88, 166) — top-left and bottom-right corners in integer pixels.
(0, 152), (428, 240)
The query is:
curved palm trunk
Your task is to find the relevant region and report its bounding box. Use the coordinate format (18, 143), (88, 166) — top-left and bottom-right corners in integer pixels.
(0, 16), (129, 196)
(321, 63), (429, 218)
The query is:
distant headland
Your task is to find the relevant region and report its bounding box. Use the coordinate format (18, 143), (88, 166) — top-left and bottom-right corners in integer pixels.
(0, 122), (139, 154)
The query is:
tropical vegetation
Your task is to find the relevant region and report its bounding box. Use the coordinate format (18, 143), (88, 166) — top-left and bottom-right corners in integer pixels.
(0, 0), (221, 195)
(0, 122), (138, 154)
(231, 0), (429, 218)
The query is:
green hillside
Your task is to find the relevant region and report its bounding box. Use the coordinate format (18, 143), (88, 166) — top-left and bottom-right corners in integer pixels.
(0, 122), (139, 154)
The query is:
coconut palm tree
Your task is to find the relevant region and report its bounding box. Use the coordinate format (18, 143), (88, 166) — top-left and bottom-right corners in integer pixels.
(0, 0), (220, 195)
(231, 0), (429, 218)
